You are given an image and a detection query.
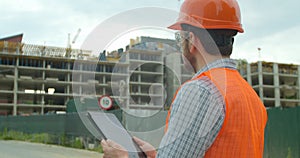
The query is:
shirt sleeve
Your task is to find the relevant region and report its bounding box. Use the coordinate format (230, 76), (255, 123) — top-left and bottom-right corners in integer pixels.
(156, 80), (225, 158)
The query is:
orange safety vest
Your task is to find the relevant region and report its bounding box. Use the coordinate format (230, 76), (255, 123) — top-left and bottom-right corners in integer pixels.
(165, 68), (267, 158)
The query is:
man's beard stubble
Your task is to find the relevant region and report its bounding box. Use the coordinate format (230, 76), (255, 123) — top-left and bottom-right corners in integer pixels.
(181, 40), (196, 73)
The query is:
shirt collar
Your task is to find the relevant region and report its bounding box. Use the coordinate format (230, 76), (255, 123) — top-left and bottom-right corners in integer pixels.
(192, 58), (237, 79)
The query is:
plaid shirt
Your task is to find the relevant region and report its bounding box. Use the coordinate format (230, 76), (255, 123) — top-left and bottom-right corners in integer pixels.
(157, 59), (237, 158)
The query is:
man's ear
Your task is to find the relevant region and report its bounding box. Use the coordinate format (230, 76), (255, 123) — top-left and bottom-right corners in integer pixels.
(188, 32), (197, 54)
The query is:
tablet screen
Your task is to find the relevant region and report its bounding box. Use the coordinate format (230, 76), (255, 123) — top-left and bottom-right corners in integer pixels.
(87, 111), (146, 158)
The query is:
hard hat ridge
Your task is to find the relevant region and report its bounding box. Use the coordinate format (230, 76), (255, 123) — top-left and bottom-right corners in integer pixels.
(168, 0), (244, 33)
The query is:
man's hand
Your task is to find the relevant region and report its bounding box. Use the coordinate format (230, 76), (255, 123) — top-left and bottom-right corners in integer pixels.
(101, 139), (129, 158)
(133, 137), (157, 158)
(101, 137), (157, 158)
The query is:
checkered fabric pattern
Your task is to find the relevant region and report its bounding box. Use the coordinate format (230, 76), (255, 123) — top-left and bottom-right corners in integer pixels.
(156, 59), (237, 158)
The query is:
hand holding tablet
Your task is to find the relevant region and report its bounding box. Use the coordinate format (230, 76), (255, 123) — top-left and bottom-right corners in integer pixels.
(87, 111), (147, 158)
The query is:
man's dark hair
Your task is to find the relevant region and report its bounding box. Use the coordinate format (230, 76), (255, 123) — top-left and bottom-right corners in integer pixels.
(181, 24), (238, 56)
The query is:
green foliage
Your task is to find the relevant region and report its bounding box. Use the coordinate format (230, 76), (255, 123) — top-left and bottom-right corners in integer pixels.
(0, 130), (100, 151)
(31, 133), (51, 144)
(287, 147), (292, 158)
(91, 145), (103, 153)
(0, 129), (28, 141)
(60, 134), (67, 146)
(72, 137), (84, 149)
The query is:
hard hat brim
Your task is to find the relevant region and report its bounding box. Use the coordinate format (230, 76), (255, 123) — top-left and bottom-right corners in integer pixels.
(168, 21), (244, 33)
(167, 22), (182, 30)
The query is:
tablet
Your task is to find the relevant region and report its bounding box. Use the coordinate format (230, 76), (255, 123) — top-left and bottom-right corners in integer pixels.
(87, 111), (146, 158)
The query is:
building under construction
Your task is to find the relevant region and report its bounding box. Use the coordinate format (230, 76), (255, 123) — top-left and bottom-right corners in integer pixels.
(0, 34), (192, 116)
(238, 61), (300, 108)
(1, 34), (299, 116)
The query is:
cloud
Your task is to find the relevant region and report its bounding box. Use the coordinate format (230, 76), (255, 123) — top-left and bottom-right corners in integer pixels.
(0, 0), (299, 65)
(0, 0), (103, 48)
(230, 0), (300, 64)
(239, 0), (300, 39)
(81, 7), (178, 54)
(0, 0), (179, 48)
(0, 0), (43, 13)
(233, 25), (300, 64)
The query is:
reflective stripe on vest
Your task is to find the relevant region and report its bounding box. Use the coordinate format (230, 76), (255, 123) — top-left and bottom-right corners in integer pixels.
(165, 68), (267, 158)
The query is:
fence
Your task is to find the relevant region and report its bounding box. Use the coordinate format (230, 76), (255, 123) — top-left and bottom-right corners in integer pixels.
(0, 110), (122, 137)
(264, 107), (300, 158)
(0, 107), (299, 157)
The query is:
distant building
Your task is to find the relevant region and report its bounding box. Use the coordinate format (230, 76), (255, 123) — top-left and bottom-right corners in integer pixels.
(238, 61), (300, 107)
(3, 34), (297, 116)
(0, 35), (192, 116)
(0, 34), (23, 43)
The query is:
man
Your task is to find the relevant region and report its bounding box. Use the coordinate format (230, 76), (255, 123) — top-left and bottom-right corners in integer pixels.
(102, 0), (268, 157)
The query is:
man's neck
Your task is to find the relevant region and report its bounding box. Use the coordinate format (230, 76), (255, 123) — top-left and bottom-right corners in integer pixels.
(194, 55), (229, 73)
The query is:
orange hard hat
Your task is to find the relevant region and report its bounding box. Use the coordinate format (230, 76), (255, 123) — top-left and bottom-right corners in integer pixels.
(168, 0), (244, 33)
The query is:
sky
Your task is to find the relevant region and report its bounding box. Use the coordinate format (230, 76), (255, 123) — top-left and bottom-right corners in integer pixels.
(0, 0), (299, 64)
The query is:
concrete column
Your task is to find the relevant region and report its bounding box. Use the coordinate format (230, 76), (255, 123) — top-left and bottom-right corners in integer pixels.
(273, 63), (280, 107)
(13, 57), (19, 115)
(67, 72), (70, 94)
(138, 97), (141, 105)
(41, 59), (46, 114)
(164, 53), (181, 109)
(102, 65), (106, 95)
(79, 63), (83, 95)
(125, 71), (130, 109)
(41, 83), (45, 115)
(138, 74), (141, 82)
(246, 63), (252, 86)
(138, 75), (141, 95)
(66, 62), (70, 105)
(258, 61), (264, 101)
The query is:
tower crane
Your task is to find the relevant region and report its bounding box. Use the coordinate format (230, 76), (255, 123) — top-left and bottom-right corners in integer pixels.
(67, 28), (81, 49)
(66, 28), (81, 58)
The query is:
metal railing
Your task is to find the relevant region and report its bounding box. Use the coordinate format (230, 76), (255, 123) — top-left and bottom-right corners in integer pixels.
(0, 41), (93, 60)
